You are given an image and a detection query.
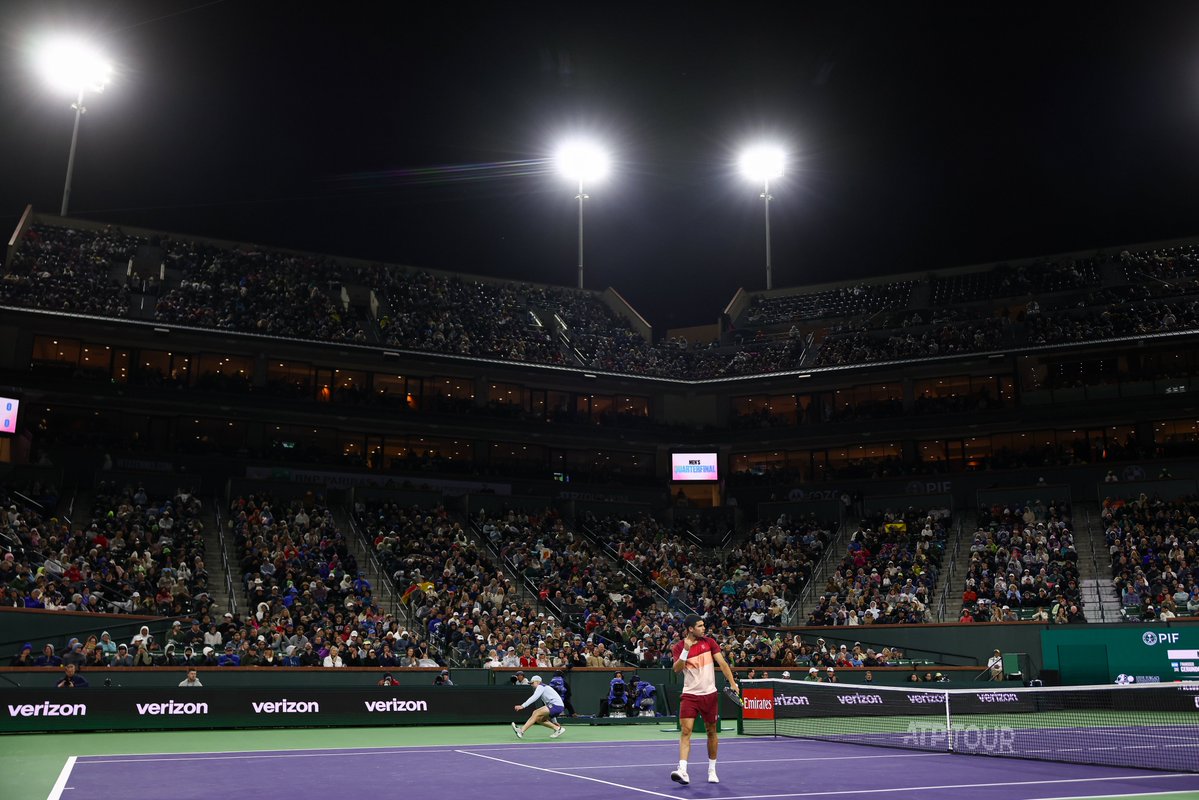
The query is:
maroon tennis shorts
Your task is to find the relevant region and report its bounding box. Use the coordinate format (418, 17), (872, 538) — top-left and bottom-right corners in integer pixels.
(679, 691), (719, 724)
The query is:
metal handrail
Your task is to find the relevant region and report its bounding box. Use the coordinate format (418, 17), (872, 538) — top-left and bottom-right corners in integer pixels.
(936, 517), (963, 622)
(343, 507), (406, 625)
(213, 499), (237, 617)
(578, 520), (681, 613)
(470, 515), (639, 665)
(1086, 508), (1107, 623)
(785, 519), (843, 625)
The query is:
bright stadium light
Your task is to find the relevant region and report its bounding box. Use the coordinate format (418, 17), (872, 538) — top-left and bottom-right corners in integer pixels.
(739, 144), (787, 290)
(556, 139), (610, 289)
(556, 140), (610, 185)
(36, 36), (113, 216)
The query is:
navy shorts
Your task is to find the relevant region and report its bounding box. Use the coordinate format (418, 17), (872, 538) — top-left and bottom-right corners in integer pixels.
(546, 704), (565, 718)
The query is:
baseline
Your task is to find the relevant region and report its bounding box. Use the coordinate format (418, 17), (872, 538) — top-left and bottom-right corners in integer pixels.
(45, 756), (75, 800)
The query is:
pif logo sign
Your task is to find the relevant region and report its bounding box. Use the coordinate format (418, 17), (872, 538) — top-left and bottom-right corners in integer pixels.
(741, 689), (774, 720)
(1142, 632), (1181, 646)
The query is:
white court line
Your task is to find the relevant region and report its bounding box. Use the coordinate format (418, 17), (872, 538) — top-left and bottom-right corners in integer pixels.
(700, 773), (1197, 800)
(77, 749), (452, 764)
(1027, 791), (1199, 800)
(469, 739), (796, 753)
(457, 749), (677, 799)
(560, 753), (953, 770)
(72, 737), (781, 765)
(71, 737), (757, 760)
(46, 756), (76, 800)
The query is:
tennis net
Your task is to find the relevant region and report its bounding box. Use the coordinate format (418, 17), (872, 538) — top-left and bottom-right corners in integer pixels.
(738, 678), (1199, 772)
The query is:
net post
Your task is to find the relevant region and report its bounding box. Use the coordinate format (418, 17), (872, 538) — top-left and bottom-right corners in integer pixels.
(943, 690), (954, 753)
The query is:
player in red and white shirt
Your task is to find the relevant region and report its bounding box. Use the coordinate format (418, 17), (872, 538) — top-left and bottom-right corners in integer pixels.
(670, 613), (738, 785)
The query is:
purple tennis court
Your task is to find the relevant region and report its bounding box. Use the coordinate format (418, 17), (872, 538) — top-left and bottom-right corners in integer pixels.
(51, 738), (1199, 800)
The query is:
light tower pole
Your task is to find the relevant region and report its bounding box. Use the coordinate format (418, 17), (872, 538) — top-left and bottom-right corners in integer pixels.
(37, 37), (112, 217)
(556, 140), (609, 290)
(739, 144), (786, 291)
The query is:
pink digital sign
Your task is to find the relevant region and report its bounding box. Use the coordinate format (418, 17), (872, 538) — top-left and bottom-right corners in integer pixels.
(0, 397), (18, 434)
(671, 452), (719, 481)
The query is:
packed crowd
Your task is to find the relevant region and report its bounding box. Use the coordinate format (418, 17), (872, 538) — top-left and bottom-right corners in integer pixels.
(1, 224), (134, 318)
(1, 482), (210, 619)
(14, 221), (1199, 379)
(477, 506), (656, 663)
(1025, 298), (1199, 346)
(5, 478), (963, 674)
(930, 258), (1101, 305)
(723, 630), (911, 671)
(222, 493), (436, 667)
(815, 317), (1010, 367)
(959, 500), (1083, 624)
(378, 271), (569, 364)
(583, 512), (830, 629)
(743, 281), (917, 326)
(806, 506), (949, 626)
(1102, 494), (1199, 620)
(155, 243), (370, 342)
(358, 501), (578, 667)
(1119, 245), (1199, 286)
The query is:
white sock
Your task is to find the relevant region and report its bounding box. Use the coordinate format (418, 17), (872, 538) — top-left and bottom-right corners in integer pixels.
(678, 760), (687, 772)
(709, 759), (718, 771)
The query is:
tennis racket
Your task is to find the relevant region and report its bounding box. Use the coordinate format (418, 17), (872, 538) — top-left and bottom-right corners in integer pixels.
(722, 686), (743, 707)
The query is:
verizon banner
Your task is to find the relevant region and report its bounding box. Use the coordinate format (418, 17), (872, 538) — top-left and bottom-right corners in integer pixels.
(1, 687), (526, 733)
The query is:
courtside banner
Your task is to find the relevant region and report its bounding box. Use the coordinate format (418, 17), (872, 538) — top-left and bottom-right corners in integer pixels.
(768, 684), (948, 719)
(741, 688), (775, 720)
(0, 687), (526, 733)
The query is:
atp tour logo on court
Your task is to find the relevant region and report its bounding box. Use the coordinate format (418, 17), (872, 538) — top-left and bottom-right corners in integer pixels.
(741, 689), (775, 720)
(1142, 631), (1180, 646)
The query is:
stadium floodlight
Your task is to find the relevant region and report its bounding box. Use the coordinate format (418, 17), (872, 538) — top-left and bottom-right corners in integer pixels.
(739, 144), (786, 291)
(36, 36), (112, 216)
(555, 140), (610, 289)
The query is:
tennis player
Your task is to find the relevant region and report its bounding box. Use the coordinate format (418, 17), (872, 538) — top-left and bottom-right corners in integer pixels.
(670, 613), (738, 785)
(511, 674), (567, 739)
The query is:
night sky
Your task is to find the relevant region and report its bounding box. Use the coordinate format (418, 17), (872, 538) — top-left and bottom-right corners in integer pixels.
(3, 2), (1199, 330)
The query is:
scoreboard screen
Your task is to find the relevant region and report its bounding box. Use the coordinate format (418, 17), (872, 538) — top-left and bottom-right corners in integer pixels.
(671, 452), (719, 481)
(0, 397), (17, 434)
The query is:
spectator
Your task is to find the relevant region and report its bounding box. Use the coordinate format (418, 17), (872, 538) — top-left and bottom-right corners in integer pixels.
(111, 644), (134, 667)
(10, 643), (34, 667)
(98, 632), (118, 661)
(35, 644), (62, 668)
(56, 663), (88, 688)
(988, 649), (1003, 681)
(178, 669), (203, 687)
(433, 668), (454, 686)
(322, 645), (344, 668)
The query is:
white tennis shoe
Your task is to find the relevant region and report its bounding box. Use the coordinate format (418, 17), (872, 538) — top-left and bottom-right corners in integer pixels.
(670, 769), (690, 785)
(511, 722), (523, 739)
(708, 769), (719, 783)
(551, 726), (566, 738)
